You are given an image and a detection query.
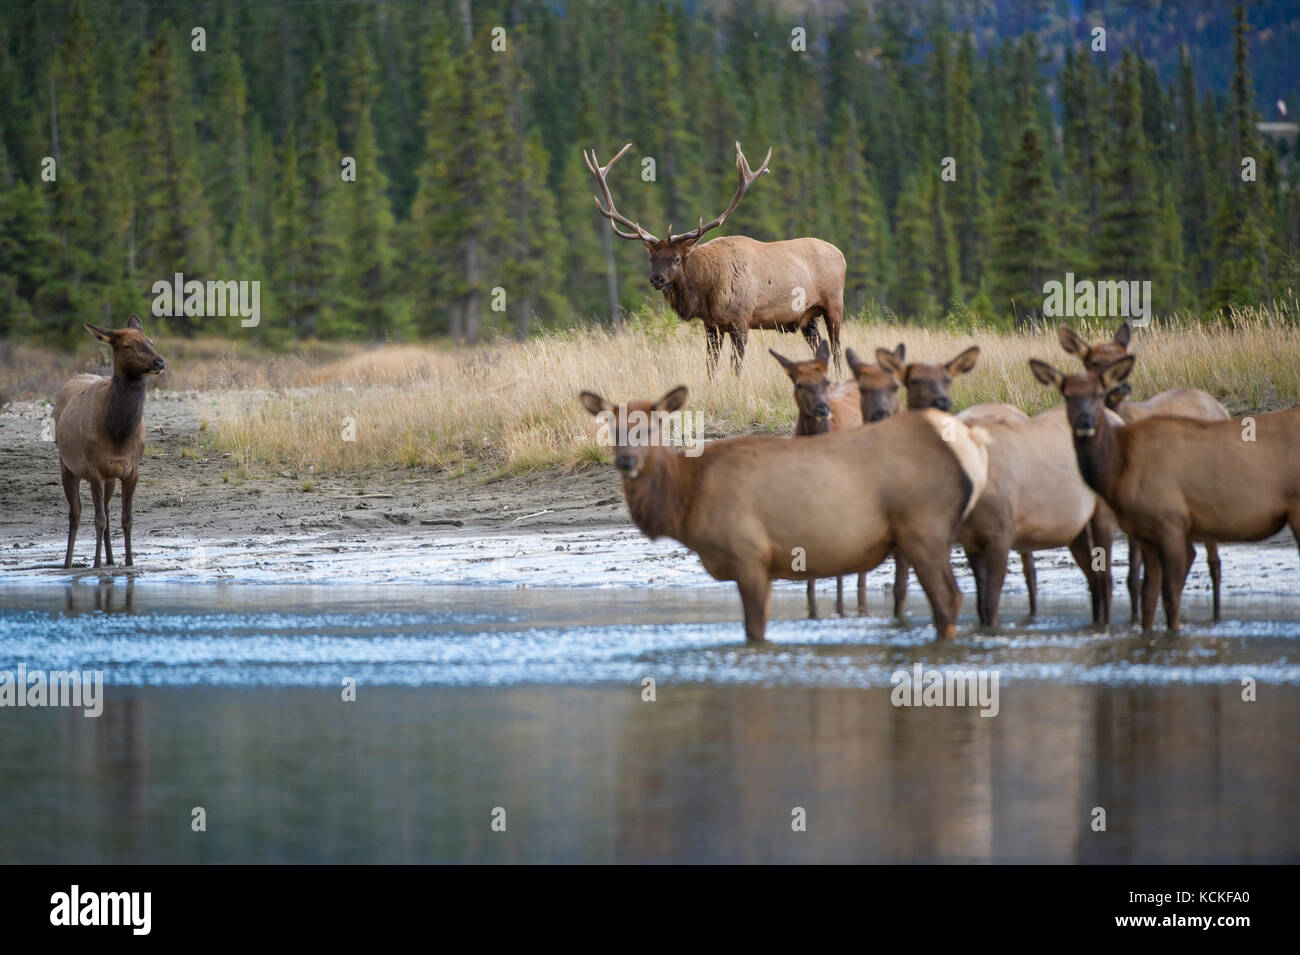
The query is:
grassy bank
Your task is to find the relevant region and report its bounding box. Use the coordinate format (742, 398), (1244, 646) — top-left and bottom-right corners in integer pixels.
(206, 308), (1300, 477)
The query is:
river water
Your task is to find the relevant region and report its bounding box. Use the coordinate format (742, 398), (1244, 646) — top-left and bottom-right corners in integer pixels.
(2, 578), (1297, 862)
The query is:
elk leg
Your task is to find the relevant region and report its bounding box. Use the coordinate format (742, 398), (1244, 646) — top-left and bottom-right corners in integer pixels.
(824, 300), (844, 373)
(728, 326), (747, 376)
(982, 547), (1010, 628)
(907, 552), (962, 639)
(892, 551), (909, 618)
(89, 478), (106, 569)
(966, 549), (989, 624)
(1205, 543), (1221, 622)
(1139, 539), (1162, 633)
(806, 578), (817, 619)
(704, 325), (723, 379)
(1068, 530), (1102, 625)
(61, 463), (81, 569)
(122, 471), (138, 566)
(800, 319), (822, 354)
(1021, 551), (1038, 616)
(856, 572), (867, 615)
(735, 569), (772, 643)
(1158, 533), (1190, 633)
(835, 575), (845, 615)
(1127, 536), (1143, 623)
(102, 479), (116, 566)
(1089, 513), (1115, 626)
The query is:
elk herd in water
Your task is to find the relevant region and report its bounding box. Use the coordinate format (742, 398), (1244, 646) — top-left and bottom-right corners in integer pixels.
(48, 143), (1299, 647)
(582, 320), (1300, 641)
(577, 141), (1299, 642)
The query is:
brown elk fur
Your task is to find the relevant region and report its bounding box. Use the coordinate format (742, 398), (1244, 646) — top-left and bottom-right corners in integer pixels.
(1057, 321), (1230, 620)
(578, 387), (990, 641)
(53, 315), (166, 568)
(955, 402), (1116, 626)
(864, 344), (1071, 620)
(585, 143), (845, 376)
(1031, 355), (1300, 632)
(770, 339), (865, 616)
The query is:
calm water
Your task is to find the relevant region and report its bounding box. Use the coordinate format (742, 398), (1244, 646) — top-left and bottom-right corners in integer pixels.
(1, 579), (1298, 862)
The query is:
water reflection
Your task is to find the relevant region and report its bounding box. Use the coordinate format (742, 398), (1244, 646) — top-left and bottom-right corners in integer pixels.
(2, 684), (1296, 863)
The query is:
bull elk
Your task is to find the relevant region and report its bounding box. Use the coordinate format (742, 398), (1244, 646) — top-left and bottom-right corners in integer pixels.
(584, 142), (846, 377)
(769, 339), (866, 616)
(54, 315), (167, 568)
(1057, 321), (1230, 620)
(865, 344), (1063, 619)
(1030, 356), (1300, 632)
(577, 386), (990, 640)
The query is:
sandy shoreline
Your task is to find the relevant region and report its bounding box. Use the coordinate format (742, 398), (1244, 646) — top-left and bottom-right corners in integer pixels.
(3, 390), (1297, 598)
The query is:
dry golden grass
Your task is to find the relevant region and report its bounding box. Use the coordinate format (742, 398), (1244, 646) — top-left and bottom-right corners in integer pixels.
(208, 306), (1300, 476)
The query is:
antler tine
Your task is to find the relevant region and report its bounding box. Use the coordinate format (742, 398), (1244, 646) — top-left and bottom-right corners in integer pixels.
(585, 143), (658, 243)
(670, 141), (773, 244)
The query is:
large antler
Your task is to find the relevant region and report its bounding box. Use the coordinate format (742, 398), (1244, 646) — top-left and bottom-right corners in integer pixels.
(583, 144), (659, 242)
(669, 141), (772, 244)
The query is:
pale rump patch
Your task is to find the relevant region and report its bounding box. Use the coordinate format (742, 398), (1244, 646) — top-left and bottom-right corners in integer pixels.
(917, 408), (990, 521)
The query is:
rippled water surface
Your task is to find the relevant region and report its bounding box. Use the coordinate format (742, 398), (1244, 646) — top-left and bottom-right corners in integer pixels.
(1, 579), (1298, 862)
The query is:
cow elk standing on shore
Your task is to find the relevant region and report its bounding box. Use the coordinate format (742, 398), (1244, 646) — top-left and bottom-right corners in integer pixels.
(1057, 321), (1230, 620)
(54, 315), (166, 568)
(584, 142), (846, 376)
(1030, 356), (1300, 632)
(578, 387), (989, 641)
(770, 339), (866, 617)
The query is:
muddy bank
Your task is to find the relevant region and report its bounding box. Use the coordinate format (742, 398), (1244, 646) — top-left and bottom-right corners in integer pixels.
(2, 391), (1297, 599)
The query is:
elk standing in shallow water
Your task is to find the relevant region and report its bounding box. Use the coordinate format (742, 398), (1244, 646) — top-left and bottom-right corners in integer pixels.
(54, 315), (166, 568)
(769, 339), (866, 616)
(1057, 321), (1230, 620)
(1031, 355), (1300, 632)
(866, 344), (1060, 619)
(578, 386), (989, 641)
(584, 142), (845, 376)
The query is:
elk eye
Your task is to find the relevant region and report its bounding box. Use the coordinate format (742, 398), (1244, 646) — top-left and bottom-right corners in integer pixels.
(673, 256), (680, 264)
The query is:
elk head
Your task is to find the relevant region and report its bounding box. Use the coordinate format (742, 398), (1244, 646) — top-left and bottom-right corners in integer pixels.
(1057, 321), (1132, 408)
(846, 344), (905, 423)
(579, 386), (689, 480)
(769, 340), (834, 426)
(1029, 355), (1136, 439)
(584, 142), (772, 291)
(85, 314), (167, 380)
(875, 345), (979, 412)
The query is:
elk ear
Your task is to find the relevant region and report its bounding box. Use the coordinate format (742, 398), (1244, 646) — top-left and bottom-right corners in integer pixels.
(1057, 324), (1088, 358)
(893, 342), (906, 363)
(654, 385), (689, 414)
(768, 348), (796, 371)
(874, 347), (905, 378)
(84, 322), (114, 344)
(946, 345), (980, 378)
(1113, 321), (1132, 349)
(125, 313), (144, 330)
(578, 391), (613, 417)
(1028, 359), (1065, 391)
(845, 348), (866, 376)
(814, 338), (830, 364)
(1099, 354), (1136, 390)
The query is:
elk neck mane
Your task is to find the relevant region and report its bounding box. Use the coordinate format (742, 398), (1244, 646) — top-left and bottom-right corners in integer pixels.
(621, 446), (698, 542)
(105, 373), (147, 446)
(1073, 412), (1126, 501)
